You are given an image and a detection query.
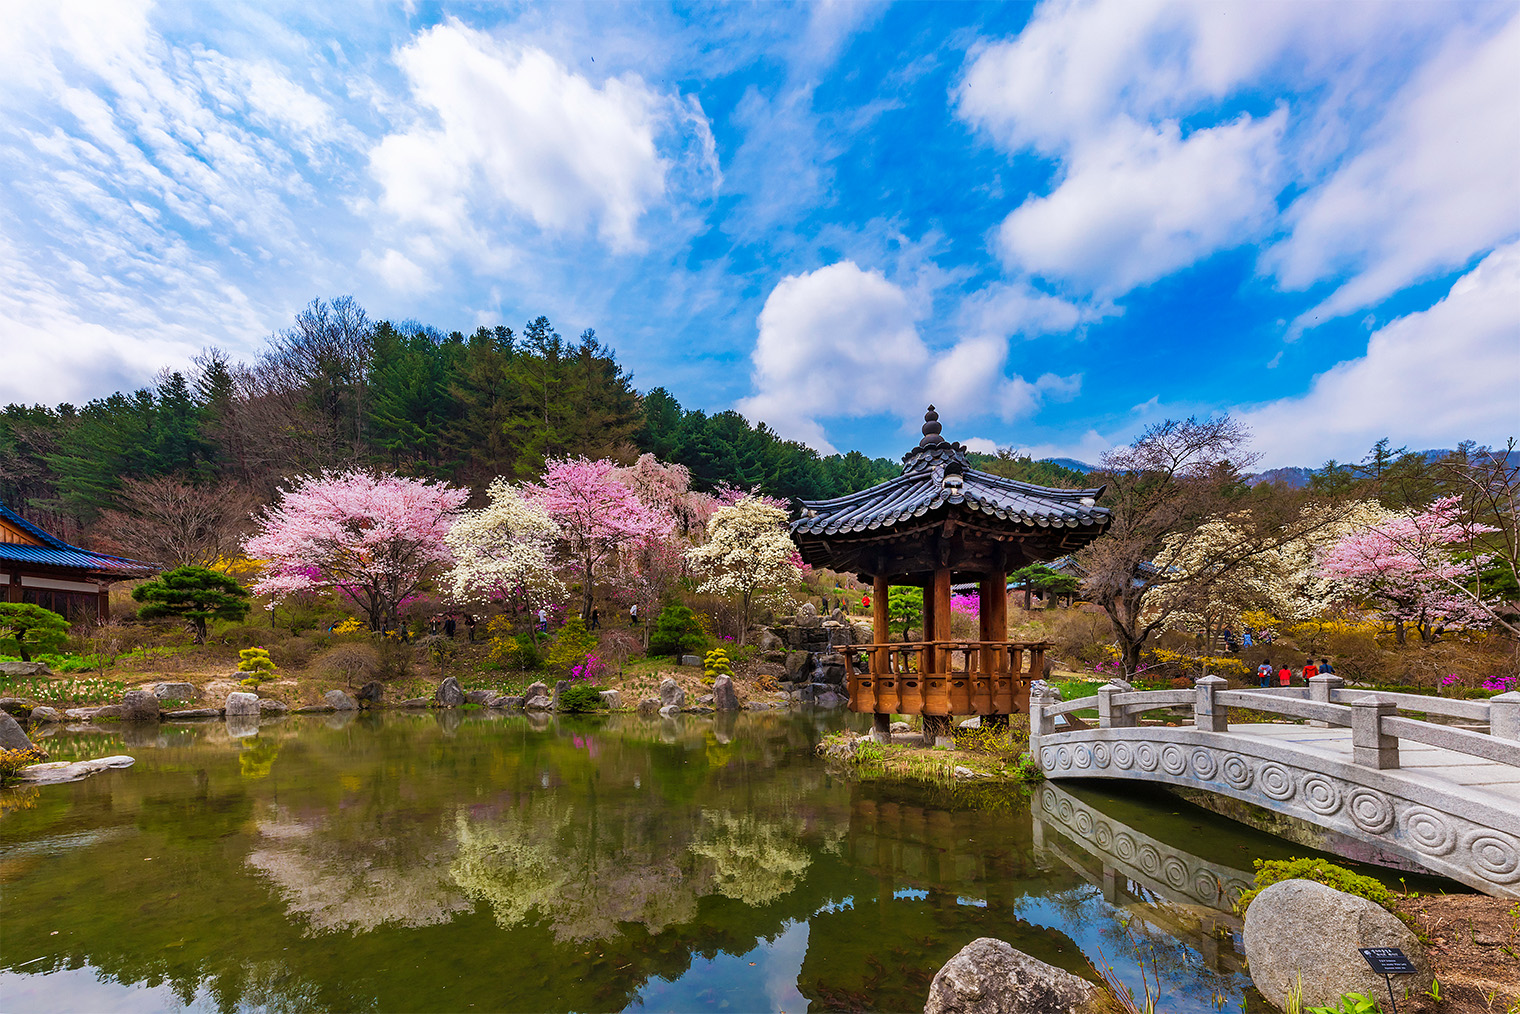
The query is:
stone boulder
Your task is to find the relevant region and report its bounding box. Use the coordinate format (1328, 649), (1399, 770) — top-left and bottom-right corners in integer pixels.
(754, 629), (783, 652)
(258, 699), (288, 715)
(784, 651), (812, 681)
(552, 680), (569, 709)
(525, 695), (553, 711)
(659, 703), (681, 718)
(165, 708), (221, 719)
(797, 601), (818, 618)
(712, 675), (740, 711)
(823, 621), (852, 648)
(465, 690), (492, 705)
(679, 654), (701, 667)
(598, 689), (623, 709)
(959, 716), (982, 729)
(17, 755), (134, 785)
(0, 710), (35, 750)
(524, 681), (548, 702)
(153, 682), (198, 701)
(1242, 879), (1432, 1008)
(636, 698), (661, 715)
(746, 701), (771, 711)
(0, 661), (51, 677)
(356, 681), (384, 707)
(658, 676), (686, 709)
(815, 691), (844, 709)
(324, 690), (358, 711)
(891, 721), (911, 733)
(399, 698), (431, 708)
(0, 697), (33, 717)
(434, 676), (466, 707)
(923, 937), (1101, 1014)
(852, 622), (874, 644)
(119, 690), (160, 722)
(225, 692), (261, 717)
(29, 705), (62, 723)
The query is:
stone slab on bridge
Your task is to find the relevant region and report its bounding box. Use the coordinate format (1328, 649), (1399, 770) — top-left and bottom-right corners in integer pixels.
(1032, 679), (1520, 898)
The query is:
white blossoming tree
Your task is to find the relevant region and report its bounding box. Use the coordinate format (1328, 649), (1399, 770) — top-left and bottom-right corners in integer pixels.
(685, 496), (799, 645)
(445, 479), (563, 618)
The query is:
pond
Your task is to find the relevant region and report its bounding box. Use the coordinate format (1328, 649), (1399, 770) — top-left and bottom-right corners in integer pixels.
(0, 710), (1397, 1012)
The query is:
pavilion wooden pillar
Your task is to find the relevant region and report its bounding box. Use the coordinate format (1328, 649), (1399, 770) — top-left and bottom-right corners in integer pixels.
(97, 584), (110, 622)
(871, 574), (892, 738)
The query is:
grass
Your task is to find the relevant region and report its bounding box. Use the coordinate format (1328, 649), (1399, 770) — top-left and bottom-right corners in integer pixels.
(0, 675), (127, 705)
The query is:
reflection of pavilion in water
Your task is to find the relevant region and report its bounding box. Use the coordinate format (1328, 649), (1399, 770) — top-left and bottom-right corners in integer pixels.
(1032, 782), (1254, 975)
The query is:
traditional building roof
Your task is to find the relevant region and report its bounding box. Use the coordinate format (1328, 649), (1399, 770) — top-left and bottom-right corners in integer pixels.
(0, 501), (159, 578)
(790, 407), (1111, 576)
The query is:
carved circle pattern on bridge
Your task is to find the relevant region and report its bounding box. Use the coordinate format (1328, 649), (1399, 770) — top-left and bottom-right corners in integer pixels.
(1348, 789), (1394, 834)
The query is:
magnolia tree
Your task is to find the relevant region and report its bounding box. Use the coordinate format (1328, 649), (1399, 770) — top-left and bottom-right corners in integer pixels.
(245, 470), (466, 631)
(445, 479), (563, 621)
(1322, 495), (1499, 642)
(526, 457), (673, 621)
(685, 496), (800, 644)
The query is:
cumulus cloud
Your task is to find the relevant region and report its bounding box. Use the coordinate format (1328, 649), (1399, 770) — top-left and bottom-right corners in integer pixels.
(956, 0), (1513, 311)
(1239, 242), (1520, 468)
(996, 111), (1285, 295)
(1265, 15), (1520, 332)
(736, 262), (1075, 452)
(369, 22), (717, 271)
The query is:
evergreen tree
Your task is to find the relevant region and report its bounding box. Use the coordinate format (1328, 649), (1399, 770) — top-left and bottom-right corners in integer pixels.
(132, 565), (253, 644)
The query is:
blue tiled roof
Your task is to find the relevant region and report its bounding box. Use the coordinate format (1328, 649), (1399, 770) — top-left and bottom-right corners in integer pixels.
(0, 501), (159, 576)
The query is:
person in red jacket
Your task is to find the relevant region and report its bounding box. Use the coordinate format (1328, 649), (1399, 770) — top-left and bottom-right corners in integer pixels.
(1279, 664), (1292, 687)
(1302, 660), (1319, 685)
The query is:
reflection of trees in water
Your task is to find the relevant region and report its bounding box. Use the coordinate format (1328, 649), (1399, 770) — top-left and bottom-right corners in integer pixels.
(450, 795), (702, 942)
(688, 809), (811, 906)
(245, 808), (470, 935)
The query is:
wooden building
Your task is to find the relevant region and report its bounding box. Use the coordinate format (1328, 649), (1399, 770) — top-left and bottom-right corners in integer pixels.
(1, 501), (158, 621)
(789, 408), (1111, 740)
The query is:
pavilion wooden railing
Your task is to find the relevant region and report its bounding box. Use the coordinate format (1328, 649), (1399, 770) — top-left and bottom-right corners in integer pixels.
(841, 640), (1052, 716)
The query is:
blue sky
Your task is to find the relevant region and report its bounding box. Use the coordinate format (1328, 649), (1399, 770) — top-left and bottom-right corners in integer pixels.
(1, 0), (1516, 468)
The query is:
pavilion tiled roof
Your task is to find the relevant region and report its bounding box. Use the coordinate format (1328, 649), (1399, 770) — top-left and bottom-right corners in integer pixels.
(790, 407), (1111, 571)
(0, 501), (159, 577)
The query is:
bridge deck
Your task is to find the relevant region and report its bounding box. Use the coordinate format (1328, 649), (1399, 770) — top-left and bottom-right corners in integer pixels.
(1229, 723), (1520, 805)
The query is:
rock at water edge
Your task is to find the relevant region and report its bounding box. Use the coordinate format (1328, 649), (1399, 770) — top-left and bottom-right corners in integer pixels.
(258, 699), (289, 714)
(1242, 879), (1432, 1008)
(783, 651), (811, 681)
(524, 681), (548, 702)
(658, 677), (685, 709)
(119, 690), (160, 723)
(0, 711), (35, 750)
(712, 675), (740, 711)
(636, 698), (661, 715)
(598, 690), (622, 709)
(153, 682), (198, 701)
(465, 690), (492, 705)
(525, 695), (553, 711)
(923, 937), (1101, 1014)
(0, 697), (32, 717)
(356, 681), (384, 707)
(434, 676), (466, 707)
(658, 704), (681, 718)
(552, 680), (569, 710)
(225, 692), (261, 717)
(324, 690), (358, 711)
(29, 705), (62, 723)
(18, 755), (135, 785)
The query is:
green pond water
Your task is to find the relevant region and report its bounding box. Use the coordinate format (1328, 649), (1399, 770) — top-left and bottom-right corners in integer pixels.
(0, 710), (1412, 1012)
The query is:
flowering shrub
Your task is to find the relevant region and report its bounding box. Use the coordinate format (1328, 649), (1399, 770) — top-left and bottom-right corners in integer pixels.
(332, 618), (365, 635)
(949, 593), (979, 617)
(1482, 675), (1517, 693)
(570, 654), (607, 683)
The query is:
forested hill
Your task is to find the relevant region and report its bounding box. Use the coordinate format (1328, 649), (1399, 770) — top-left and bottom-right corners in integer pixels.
(0, 297), (1087, 537)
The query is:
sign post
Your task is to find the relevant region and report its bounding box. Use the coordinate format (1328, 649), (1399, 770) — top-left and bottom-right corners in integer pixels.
(1358, 947), (1417, 1013)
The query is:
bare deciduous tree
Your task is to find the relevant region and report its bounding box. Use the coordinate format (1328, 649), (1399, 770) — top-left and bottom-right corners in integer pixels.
(94, 475), (258, 568)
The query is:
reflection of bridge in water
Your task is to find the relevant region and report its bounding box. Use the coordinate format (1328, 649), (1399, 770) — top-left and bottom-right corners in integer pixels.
(1032, 782), (1252, 975)
(1034, 678), (1520, 896)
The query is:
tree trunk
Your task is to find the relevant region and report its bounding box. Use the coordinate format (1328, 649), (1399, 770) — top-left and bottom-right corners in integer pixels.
(193, 618), (207, 644)
(1394, 618), (1406, 645)
(739, 591), (751, 647)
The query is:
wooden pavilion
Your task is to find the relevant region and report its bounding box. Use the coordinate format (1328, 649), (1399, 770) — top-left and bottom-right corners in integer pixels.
(789, 408), (1111, 741)
(1, 501), (158, 621)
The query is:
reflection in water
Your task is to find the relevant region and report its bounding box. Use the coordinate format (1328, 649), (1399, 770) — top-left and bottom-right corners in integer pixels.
(0, 711), (1348, 1013)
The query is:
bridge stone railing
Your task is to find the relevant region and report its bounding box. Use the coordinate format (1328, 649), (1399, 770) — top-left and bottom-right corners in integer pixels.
(1030, 680), (1520, 897)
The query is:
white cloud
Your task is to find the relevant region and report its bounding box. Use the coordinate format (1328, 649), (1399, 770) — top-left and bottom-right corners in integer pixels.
(1265, 15), (1520, 332)
(368, 22), (717, 272)
(959, 279), (1112, 338)
(737, 262), (1075, 451)
(1239, 242), (1520, 468)
(996, 111), (1285, 295)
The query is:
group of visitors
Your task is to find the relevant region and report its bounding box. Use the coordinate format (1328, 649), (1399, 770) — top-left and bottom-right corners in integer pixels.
(1255, 658), (1335, 687)
(425, 613), (478, 642)
(1222, 626), (1275, 652)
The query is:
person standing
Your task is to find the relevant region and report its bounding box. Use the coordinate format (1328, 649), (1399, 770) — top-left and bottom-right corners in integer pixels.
(1242, 627), (1254, 648)
(1302, 659), (1318, 685)
(444, 614), (457, 639)
(537, 606), (548, 633)
(1319, 658), (1334, 676)
(464, 614), (476, 642)
(1278, 663), (1292, 688)
(1257, 660), (1273, 688)
(630, 602), (639, 625)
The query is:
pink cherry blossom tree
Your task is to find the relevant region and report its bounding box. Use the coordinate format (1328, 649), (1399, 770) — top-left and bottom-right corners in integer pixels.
(1321, 496), (1499, 642)
(245, 470), (467, 632)
(525, 457), (674, 621)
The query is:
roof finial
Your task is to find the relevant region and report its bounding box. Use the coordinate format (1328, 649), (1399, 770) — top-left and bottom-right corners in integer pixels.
(919, 405), (944, 446)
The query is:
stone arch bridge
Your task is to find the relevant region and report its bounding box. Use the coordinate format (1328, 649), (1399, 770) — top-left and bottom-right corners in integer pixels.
(1031, 677), (1520, 898)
